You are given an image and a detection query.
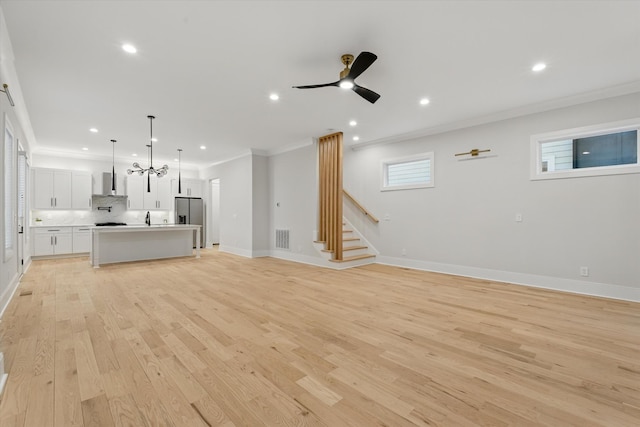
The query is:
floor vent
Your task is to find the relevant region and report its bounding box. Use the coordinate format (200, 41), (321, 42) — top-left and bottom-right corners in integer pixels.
(275, 229), (290, 250)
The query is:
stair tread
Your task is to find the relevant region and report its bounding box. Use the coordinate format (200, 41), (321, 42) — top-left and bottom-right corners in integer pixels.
(329, 254), (376, 263)
(343, 245), (368, 251)
(343, 237), (360, 242)
(322, 245), (368, 253)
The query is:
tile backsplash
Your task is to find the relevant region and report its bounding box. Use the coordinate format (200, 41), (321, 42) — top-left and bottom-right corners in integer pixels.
(31, 196), (172, 226)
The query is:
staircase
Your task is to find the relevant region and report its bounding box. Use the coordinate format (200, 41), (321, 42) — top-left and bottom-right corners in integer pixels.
(315, 219), (377, 268)
(315, 131), (377, 268)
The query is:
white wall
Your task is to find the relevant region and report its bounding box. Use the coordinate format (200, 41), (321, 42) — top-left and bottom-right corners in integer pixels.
(252, 155), (270, 256)
(342, 92), (640, 300)
(210, 179), (220, 244)
(202, 154), (254, 257)
(0, 9), (33, 398)
(268, 143), (320, 261)
(265, 93), (640, 301)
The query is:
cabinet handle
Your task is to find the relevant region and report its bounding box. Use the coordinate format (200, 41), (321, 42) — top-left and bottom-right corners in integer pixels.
(55, 236), (57, 245)
(50, 236), (53, 245)
(128, 199), (130, 208)
(51, 197), (53, 207)
(54, 197), (57, 207)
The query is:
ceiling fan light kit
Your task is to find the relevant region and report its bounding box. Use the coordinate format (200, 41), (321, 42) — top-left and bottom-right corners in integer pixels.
(292, 51), (381, 104)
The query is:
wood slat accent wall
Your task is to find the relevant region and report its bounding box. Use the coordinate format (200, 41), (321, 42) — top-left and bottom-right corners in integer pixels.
(318, 132), (343, 260)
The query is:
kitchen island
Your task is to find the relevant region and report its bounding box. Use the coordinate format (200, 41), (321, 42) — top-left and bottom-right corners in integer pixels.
(90, 224), (201, 268)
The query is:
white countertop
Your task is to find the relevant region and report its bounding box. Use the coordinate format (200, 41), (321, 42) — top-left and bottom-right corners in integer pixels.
(92, 224), (199, 231)
(31, 223), (94, 228)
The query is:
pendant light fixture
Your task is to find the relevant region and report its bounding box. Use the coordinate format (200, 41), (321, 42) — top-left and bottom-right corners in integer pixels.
(177, 148), (183, 194)
(110, 139), (117, 193)
(127, 115), (168, 192)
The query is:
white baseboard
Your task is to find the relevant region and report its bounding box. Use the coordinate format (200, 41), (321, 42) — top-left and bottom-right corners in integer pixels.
(0, 352), (6, 398)
(218, 245), (253, 258)
(251, 250), (271, 258)
(269, 250), (369, 270)
(0, 272), (20, 319)
(376, 256), (640, 303)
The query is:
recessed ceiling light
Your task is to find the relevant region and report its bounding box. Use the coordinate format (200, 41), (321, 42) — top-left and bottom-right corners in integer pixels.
(532, 62), (546, 72)
(419, 98), (430, 106)
(122, 43), (137, 54)
(82, 147), (89, 151)
(582, 151), (590, 155)
(269, 93), (279, 101)
(353, 136), (360, 141)
(200, 145), (206, 150)
(174, 158), (179, 162)
(132, 153), (137, 157)
(89, 128), (98, 133)
(151, 138), (158, 142)
(349, 120), (357, 127)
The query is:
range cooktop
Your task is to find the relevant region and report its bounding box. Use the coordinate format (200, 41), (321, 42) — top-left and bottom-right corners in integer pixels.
(95, 222), (127, 226)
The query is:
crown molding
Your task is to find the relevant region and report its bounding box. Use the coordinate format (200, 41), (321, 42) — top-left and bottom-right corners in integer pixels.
(350, 81), (640, 151)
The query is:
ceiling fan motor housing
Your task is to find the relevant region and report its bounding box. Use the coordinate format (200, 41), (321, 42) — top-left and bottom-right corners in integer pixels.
(340, 54), (354, 79)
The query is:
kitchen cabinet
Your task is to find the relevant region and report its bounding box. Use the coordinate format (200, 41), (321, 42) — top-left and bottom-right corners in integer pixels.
(126, 175), (171, 210)
(71, 171), (92, 209)
(125, 175), (144, 210)
(171, 178), (203, 198)
(33, 168), (72, 209)
(72, 226), (92, 253)
(33, 226), (73, 256)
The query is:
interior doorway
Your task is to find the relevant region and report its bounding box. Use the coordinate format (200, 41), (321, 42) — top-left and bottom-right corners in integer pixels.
(17, 150), (28, 276)
(210, 178), (220, 245)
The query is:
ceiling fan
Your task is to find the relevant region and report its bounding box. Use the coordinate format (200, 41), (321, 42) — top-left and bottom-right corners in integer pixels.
(292, 52), (381, 104)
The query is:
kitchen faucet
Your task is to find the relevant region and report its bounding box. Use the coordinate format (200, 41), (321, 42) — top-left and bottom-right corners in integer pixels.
(145, 211), (150, 226)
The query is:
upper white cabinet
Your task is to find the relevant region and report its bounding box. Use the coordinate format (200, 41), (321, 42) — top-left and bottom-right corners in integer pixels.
(33, 168), (72, 209)
(127, 175), (172, 210)
(71, 171), (92, 209)
(171, 178), (203, 198)
(125, 175), (144, 210)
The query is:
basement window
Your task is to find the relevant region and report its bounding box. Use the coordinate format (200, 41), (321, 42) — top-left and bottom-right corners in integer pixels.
(381, 152), (434, 191)
(531, 118), (640, 180)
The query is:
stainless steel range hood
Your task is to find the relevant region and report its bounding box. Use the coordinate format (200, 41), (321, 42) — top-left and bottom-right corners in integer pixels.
(93, 172), (127, 197)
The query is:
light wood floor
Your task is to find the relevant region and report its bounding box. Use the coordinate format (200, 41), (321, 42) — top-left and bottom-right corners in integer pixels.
(0, 249), (638, 426)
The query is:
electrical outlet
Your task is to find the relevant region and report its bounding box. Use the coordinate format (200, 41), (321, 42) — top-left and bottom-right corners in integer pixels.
(384, 213), (391, 221)
(580, 266), (589, 277)
(515, 213), (523, 222)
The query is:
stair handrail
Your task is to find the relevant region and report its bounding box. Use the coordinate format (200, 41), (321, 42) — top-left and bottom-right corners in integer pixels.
(343, 190), (379, 223)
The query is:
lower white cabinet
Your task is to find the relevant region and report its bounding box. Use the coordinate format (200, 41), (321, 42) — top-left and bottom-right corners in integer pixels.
(33, 227), (73, 256)
(72, 226), (92, 253)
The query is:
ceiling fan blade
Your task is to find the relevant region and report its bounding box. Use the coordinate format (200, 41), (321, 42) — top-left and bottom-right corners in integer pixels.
(353, 84), (381, 104)
(292, 81), (339, 89)
(347, 52), (377, 80)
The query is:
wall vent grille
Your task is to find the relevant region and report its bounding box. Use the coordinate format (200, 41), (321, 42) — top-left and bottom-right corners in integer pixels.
(275, 229), (290, 250)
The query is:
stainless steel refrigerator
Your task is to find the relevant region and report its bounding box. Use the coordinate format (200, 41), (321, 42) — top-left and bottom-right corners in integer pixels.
(175, 197), (205, 248)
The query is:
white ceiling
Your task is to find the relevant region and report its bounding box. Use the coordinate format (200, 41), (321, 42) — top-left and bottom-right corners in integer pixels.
(2, 0), (639, 170)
